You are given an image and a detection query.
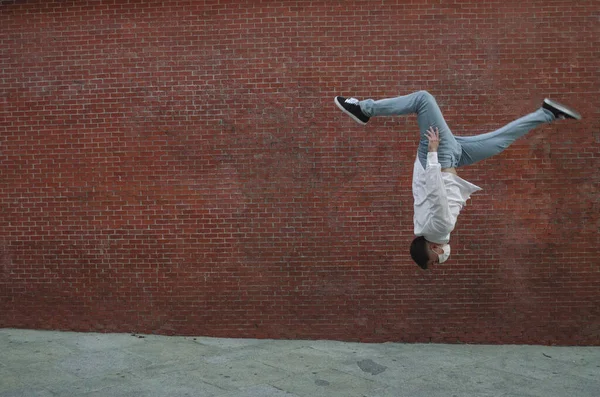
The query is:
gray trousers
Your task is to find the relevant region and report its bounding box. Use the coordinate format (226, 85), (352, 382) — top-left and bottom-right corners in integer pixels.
(359, 91), (555, 169)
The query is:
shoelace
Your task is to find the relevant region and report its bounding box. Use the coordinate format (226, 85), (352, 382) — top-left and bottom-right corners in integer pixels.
(345, 98), (359, 105)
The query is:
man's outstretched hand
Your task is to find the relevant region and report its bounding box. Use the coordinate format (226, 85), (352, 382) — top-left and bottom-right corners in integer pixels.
(426, 126), (440, 152)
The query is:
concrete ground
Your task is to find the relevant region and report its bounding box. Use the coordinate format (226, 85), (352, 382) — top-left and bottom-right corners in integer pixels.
(1, 328), (598, 397)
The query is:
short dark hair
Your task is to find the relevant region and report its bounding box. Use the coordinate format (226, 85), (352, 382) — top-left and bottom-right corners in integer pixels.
(410, 236), (430, 269)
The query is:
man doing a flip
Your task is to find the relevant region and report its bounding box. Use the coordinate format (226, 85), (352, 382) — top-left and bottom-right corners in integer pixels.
(334, 91), (581, 269)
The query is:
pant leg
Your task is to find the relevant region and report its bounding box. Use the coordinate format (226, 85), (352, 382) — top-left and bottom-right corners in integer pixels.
(359, 91), (462, 168)
(455, 108), (555, 167)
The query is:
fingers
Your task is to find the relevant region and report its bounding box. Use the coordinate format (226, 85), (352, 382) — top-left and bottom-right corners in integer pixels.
(426, 126), (438, 136)
(425, 126), (440, 140)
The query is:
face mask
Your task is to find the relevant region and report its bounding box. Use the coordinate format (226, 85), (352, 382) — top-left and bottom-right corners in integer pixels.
(437, 244), (451, 264)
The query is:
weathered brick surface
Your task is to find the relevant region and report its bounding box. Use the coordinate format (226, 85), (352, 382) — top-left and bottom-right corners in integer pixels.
(1, 0), (598, 344)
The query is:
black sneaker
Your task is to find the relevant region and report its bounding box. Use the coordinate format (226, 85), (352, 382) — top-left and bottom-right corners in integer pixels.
(334, 96), (370, 125)
(542, 99), (582, 120)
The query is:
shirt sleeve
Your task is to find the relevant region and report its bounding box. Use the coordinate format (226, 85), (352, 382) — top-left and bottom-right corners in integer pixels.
(424, 152), (455, 235)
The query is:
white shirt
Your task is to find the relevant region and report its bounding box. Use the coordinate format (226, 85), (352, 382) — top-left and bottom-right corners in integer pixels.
(412, 153), (482, 244)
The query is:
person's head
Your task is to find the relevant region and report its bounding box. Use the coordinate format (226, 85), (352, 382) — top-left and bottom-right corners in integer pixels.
(410, 236), (451, 269)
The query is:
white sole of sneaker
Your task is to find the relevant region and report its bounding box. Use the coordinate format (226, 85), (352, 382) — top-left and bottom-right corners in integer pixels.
(543, 98), (582, 120)
(334, 97), (367, 125)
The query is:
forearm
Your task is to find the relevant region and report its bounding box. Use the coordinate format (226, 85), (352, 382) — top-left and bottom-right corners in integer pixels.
(426, 152), (452, 220)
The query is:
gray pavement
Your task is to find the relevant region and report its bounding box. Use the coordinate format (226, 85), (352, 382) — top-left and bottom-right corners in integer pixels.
(0, 328), (598, 397)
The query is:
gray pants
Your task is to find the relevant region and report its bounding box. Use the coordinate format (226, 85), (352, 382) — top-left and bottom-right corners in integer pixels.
(359, 91), (555, 169)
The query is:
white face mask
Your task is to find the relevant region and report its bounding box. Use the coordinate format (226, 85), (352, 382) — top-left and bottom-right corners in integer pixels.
(437, 244), (451, 263)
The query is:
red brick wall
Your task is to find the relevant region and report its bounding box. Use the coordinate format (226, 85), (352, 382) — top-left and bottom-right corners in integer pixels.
(1, 0), (598, 344)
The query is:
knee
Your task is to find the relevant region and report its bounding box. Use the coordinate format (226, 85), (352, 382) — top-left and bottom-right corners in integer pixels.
(417, 90), (435, 102)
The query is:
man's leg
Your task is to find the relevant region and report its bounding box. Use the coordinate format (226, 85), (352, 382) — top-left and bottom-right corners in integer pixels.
(336, 91), (462, 168)
(359, 90), (450, 130)
(455, 108), (555, 167)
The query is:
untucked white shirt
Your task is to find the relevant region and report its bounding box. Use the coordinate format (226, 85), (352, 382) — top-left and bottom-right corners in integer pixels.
(412, 153), (482, 244)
